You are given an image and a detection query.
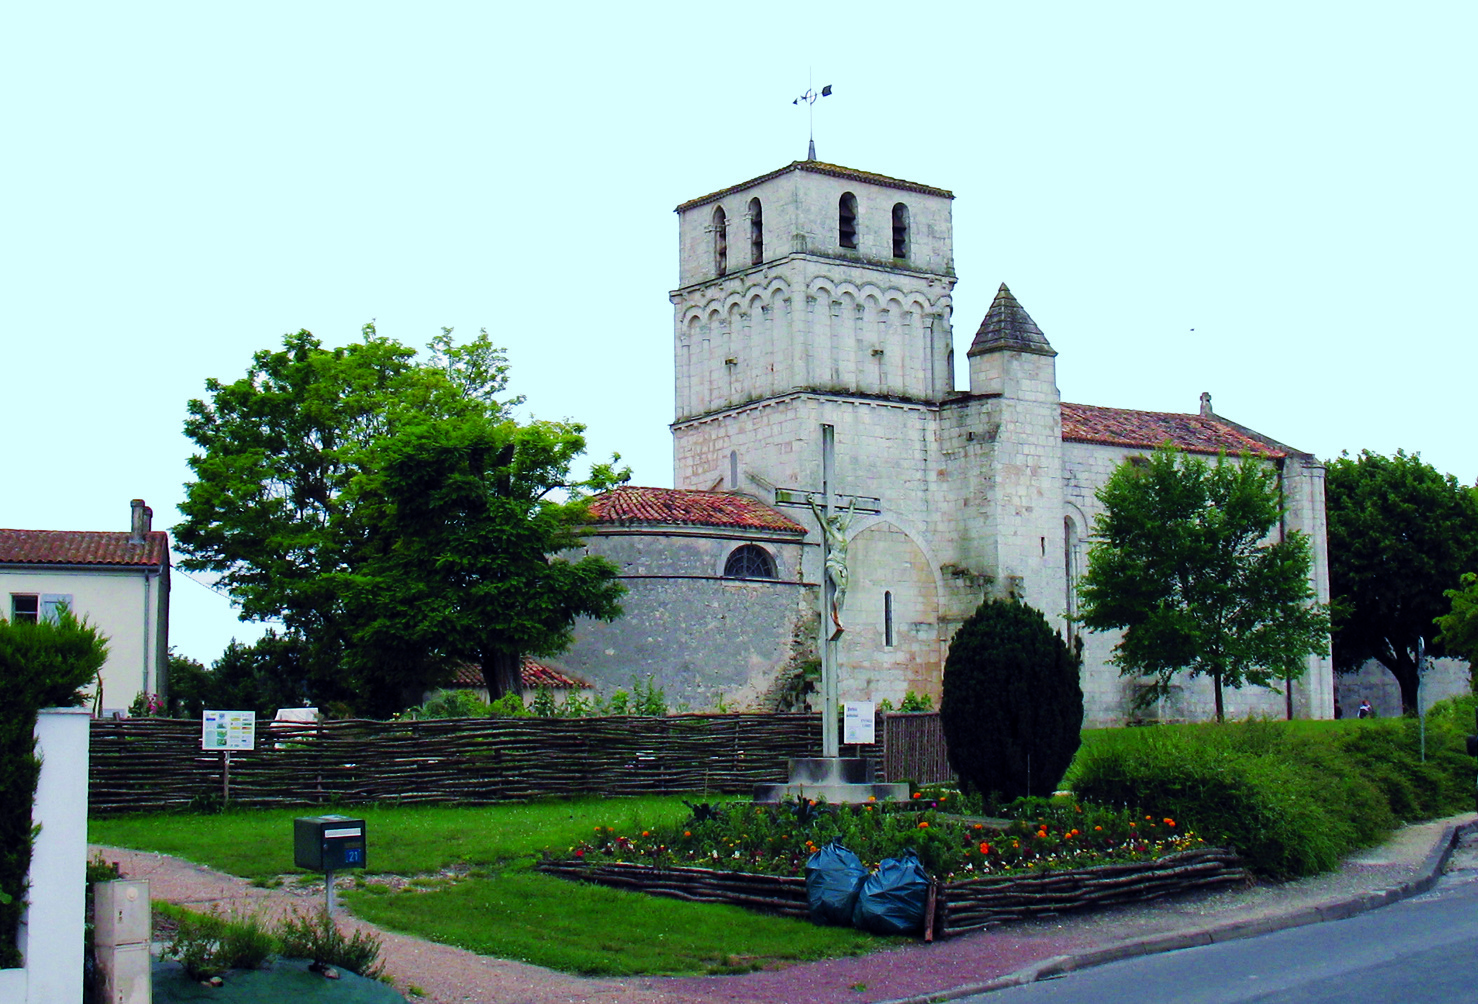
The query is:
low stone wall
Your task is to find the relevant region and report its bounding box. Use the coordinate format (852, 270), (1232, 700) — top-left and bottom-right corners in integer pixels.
(535, 846), (1249, 938)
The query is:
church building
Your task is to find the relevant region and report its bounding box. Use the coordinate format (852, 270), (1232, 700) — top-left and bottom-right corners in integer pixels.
(555, 158), (1334, 726)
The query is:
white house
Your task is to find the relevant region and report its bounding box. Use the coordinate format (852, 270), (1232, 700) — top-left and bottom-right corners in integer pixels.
(0, 500), (170, 715)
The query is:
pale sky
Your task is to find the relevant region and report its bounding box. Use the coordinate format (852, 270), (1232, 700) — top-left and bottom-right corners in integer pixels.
(4, 2), (1473, 666)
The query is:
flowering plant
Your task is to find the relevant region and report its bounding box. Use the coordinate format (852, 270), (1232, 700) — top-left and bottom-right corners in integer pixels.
(561, 795), (1204, 880)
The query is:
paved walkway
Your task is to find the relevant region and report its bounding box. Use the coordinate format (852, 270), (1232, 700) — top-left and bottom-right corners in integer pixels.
(96, 811), (1477, 1004)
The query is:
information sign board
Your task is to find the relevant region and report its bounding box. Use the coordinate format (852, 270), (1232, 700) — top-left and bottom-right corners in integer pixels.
(843, 701), (876, 745)
(202, 710), (256, 751)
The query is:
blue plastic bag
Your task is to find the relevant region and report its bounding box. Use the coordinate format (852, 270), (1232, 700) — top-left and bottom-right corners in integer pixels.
(805, 840), (867, 926)
(852, 851), (930, 935)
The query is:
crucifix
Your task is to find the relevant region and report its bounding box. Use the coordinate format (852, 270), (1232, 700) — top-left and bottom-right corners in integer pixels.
(775, 424), (880, 757)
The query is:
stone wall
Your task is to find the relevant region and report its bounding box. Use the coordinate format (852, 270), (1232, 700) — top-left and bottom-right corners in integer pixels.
(1336, 656), (1472, 719)
(557, 529), (814, 711)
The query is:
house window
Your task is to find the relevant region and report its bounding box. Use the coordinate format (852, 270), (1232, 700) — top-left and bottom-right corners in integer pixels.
(884, 591), (894, 647)
(838, 192), (858, 249)
(11, 594), (38, 623)
(749, 197), (763, 265)
(724, 544), (776, 579)
(713, 205), (728, 276)
(9, 593), (70, 623)
(892, 203), (909, 259)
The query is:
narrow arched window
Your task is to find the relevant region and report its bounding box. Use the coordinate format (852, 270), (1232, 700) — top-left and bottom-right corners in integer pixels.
(1064, 516), (1080, 646)
(838, 192), (858, 249)
(724, 544), (776, 579)
(892, 203), (909, 259)
(748, 197), (763, 265)
(884, 591), (894, 647)
(713, 205), (728, 276)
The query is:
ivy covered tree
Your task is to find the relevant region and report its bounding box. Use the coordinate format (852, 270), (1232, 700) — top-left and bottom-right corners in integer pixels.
(1077, 446), (1329, 722)
(175, 326), (625, 715)
(1326, 451), (1478, 713)
(940, 598), (1083, 802)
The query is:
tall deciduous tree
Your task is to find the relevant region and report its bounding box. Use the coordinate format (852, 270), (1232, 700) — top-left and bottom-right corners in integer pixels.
(336, 415), (626, 717)
(1327, 451), (1478, 712)
(175, 326), (623, 715)
(1077, 446), (1329, 722)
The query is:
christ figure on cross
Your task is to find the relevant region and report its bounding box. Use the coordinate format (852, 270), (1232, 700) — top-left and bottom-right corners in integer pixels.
(809, 493), (858, 639)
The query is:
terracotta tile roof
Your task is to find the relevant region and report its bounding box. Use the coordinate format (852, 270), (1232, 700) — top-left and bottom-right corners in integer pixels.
(588, 487), (806, 534)
(0, 529), (170, 568)
(675, 160), (952, 212)
(449, 657), (592, 690)
(1060, 403), (1288, 458)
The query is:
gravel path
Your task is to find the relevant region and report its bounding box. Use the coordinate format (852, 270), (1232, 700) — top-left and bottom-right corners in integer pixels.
(96, 815), (1474, 1004)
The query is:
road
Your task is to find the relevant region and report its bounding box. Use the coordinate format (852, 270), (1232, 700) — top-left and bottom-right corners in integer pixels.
(957, 833), (1478, 1004)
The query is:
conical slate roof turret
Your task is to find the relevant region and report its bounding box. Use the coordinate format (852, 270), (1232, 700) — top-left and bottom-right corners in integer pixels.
(967, 283), (1056, 358)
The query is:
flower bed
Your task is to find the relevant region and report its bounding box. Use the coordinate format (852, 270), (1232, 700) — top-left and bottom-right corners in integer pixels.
(536, 798), (1250, 937)
(535, 847), (1246, 938)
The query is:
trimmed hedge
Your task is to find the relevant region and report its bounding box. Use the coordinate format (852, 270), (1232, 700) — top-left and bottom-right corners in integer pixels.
(1069, 704), (1476, 879)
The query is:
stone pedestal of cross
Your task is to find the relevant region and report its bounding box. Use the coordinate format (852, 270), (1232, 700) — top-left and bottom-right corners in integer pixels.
(753, 423), (910, 805)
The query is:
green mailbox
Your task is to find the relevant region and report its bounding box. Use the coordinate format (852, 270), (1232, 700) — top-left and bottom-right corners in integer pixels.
(294, 815), (367, 871)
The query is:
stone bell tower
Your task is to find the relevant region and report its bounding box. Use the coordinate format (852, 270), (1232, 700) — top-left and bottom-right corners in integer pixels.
(669, 160), (957, 500)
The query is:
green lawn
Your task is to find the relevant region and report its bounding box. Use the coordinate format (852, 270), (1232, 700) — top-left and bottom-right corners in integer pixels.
(90, 797), (891, 975)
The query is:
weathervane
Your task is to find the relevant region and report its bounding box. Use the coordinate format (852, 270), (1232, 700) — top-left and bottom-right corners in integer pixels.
(792, 75), (833, 162)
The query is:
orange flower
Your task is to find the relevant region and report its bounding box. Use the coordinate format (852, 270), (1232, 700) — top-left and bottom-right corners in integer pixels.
(913, 792), (922, 799)
(1164, 818), (1175, 827)
(918, 821), (930, 828)
(683, 830), (692, 838)
(1094, 825), (1102, 831)
(642, 831), (650, 837)
(979, 842), (991, 854)
(973, 823), (984, 830)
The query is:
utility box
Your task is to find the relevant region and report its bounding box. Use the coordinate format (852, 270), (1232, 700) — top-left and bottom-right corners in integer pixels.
(293, 815), (368, 871)
(94, 879), (151, 1004)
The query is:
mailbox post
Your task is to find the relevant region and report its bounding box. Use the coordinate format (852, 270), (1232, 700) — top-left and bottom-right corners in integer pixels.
(294, 815), (367, 915)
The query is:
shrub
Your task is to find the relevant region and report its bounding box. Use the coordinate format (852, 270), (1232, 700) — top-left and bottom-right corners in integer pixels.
(0, 609), (108, 966)
(401, 689), (491, 720)
(940, 598), (1083, 801)
(1070, 716), (1476, 878)
(278, 908), (385, 978)
(161, 905), (275, 979)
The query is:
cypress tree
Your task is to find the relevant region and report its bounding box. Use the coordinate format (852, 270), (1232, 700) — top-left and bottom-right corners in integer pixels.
(940, 598), (1083, 802)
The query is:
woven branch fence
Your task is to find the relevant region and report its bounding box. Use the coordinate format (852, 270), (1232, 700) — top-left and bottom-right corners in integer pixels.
(89, 712), (952, 814)
(535, 847), (1248, 939)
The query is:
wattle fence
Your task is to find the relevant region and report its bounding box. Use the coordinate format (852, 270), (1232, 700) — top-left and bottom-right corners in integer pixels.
(88, 712), (951, 814)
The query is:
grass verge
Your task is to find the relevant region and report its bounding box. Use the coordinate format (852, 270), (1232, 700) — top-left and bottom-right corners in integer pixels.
(90, 795), (892, 975)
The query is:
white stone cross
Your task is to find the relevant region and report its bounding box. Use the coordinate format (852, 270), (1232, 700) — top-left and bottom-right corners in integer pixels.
(774, 423), (880, 757)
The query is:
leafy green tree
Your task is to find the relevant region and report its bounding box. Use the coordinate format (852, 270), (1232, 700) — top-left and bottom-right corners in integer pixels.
(1326, 451), (1478, 713)
(176, 326), (622, 715)
(940, 598), (1082, 801)
(1077, 446), (1329, 722)
(0, 609), (108, 965)
(333, 415), (625, 716)
(1437, 573), (1478, 665)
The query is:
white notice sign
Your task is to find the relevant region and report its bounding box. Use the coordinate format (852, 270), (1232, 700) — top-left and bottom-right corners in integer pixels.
(843, 702), (876, 745)
(202, 710), (256, 751)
